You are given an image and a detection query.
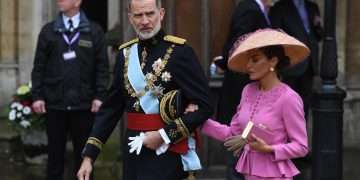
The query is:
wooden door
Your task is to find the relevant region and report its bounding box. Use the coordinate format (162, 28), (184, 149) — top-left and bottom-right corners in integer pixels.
(163, 0), (237, 177)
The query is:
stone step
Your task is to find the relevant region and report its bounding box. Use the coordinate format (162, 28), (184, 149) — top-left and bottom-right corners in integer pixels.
(0, 119), (22, 160)
(196, 165), (226, 180)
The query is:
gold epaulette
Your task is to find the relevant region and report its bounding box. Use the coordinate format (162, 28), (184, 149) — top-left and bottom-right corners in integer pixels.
(118, 38), (139, 50)
(164, 35), (186, 45)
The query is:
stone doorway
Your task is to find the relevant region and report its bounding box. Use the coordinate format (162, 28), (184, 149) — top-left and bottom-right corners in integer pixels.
(81, 0), (108, 32)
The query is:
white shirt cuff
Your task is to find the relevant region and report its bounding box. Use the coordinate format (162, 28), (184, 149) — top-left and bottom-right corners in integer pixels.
(158, 128), (171, 144)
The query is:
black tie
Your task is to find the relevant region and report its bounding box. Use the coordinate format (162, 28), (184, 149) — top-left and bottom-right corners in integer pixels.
(67, 19), (75, 39)
(68, 19), (74, 32)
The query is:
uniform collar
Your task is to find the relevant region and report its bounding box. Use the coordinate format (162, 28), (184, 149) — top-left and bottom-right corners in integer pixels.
(62, 12), (80, 30)
(54, 11), (91, 33)
(138, 30), (165, 48)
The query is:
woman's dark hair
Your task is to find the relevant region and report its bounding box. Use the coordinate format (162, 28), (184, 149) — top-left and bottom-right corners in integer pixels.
(258, 45), (290, 72)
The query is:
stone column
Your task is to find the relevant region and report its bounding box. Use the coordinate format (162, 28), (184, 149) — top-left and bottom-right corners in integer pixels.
(201, 0), (210, 73)
(120, 0), (135, 42)
(0, 0), (18, 109)
(18, 0), (46, 85)
(344, 0), (360, 147)
(164, 0), (176, 35)
(108, 0), (120, 30)
(0, 0), (17, 65)
(346, 0), (360, 90)
(334, 0), (347, 87)
(314, 0), (347, 87)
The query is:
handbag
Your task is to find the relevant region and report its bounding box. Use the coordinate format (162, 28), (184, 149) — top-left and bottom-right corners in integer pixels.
(241, 121), (275, 144)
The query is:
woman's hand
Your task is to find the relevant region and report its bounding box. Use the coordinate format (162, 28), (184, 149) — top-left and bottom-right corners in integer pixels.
(224, 135), (247, 157)
(184, 104), (198, 114)
(248, 134), (273, 153)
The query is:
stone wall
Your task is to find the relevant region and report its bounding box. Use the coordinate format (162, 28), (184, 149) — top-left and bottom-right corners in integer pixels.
(344, 95), (360, 147)
(0, 0), (18, 111)
(0, 0), (54, 111)
(312, 0), (360, 148)
(346, 0), (360, 89)
(343, 0), (360, 147)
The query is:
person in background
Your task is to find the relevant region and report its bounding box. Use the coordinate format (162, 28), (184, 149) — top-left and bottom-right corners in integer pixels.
(77, 0), (213, 179)
(269, 0), (323, 120)
(215, 0), (272, 179)
(31, 0), (109, 179)
(202, 29), (309, 180)
(269, 0), (324, 173)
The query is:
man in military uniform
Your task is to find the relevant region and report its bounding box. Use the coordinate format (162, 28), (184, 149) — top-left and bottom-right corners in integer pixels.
(77, 0), (213, 179)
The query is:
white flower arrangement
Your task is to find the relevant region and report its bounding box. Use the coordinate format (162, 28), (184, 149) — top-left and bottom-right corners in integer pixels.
(23, 107), (31, 115)
(9, 110), (16, 121)
(7, 82), (45, 132)
(20, 120), (31, 128)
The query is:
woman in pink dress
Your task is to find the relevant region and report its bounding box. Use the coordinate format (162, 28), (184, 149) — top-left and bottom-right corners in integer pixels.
(201, 29), (310, 180)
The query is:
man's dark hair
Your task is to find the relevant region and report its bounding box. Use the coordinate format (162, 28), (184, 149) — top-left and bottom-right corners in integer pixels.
(127, 0), (162, 11)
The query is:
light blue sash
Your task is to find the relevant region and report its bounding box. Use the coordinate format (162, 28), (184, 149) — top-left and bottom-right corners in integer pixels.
(181, 137), (202, 171)
(127, 43), (159, 114)
(126, 43), (201, 171)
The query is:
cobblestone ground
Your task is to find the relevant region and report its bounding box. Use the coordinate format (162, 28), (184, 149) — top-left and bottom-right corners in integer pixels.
(0, 118), (359, 180)
(1, 148), (359, 180)
(0, 119), (122, 180)
(0, 158), (122, 180)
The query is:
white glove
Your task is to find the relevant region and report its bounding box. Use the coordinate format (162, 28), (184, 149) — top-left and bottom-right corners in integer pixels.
(156, 143), (169, 155)
(128, 132), (145, 155)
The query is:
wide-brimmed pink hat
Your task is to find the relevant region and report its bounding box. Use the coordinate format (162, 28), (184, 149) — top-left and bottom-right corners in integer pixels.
(228, 28), (310, 73)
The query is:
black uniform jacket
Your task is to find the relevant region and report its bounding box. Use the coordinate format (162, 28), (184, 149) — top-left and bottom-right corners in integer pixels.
(82, 30), (213, 160)
(31, 12), (109, 110)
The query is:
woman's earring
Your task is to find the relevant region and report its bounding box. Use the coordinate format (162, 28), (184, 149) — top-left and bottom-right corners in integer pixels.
(270, 67), (275, 72)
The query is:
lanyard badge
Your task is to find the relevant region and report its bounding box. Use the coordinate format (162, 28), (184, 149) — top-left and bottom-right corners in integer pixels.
(62, 32), (80, 61)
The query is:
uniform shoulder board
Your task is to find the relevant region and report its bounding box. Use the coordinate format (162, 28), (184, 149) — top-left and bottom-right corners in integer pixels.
(118, 38), (139, 50)
(164, 35), (186, 45)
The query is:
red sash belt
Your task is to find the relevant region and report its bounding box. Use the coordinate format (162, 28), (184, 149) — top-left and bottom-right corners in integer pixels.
(127, 113), (188, 154)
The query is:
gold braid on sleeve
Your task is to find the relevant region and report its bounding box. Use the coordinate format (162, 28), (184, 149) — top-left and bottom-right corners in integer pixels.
(175, 118), (190, 138)
(86, 137), (104, 150)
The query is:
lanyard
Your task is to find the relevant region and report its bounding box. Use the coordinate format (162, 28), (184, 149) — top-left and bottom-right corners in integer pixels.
(62, 32), (80, 49)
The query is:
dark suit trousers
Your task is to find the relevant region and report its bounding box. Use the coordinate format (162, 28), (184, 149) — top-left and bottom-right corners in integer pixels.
(45, 109), (94, 180)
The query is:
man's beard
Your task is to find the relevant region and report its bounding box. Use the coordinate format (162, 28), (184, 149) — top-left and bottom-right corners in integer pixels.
(135, 20), (161, 40)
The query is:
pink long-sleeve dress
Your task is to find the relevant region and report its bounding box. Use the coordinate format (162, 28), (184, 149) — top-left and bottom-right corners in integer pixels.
(202, 82), (308, 180)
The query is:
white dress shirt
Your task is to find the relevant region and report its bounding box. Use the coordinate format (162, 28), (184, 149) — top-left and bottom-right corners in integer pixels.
(255, 0), (271, 25)
(62, 12), (80, 30)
